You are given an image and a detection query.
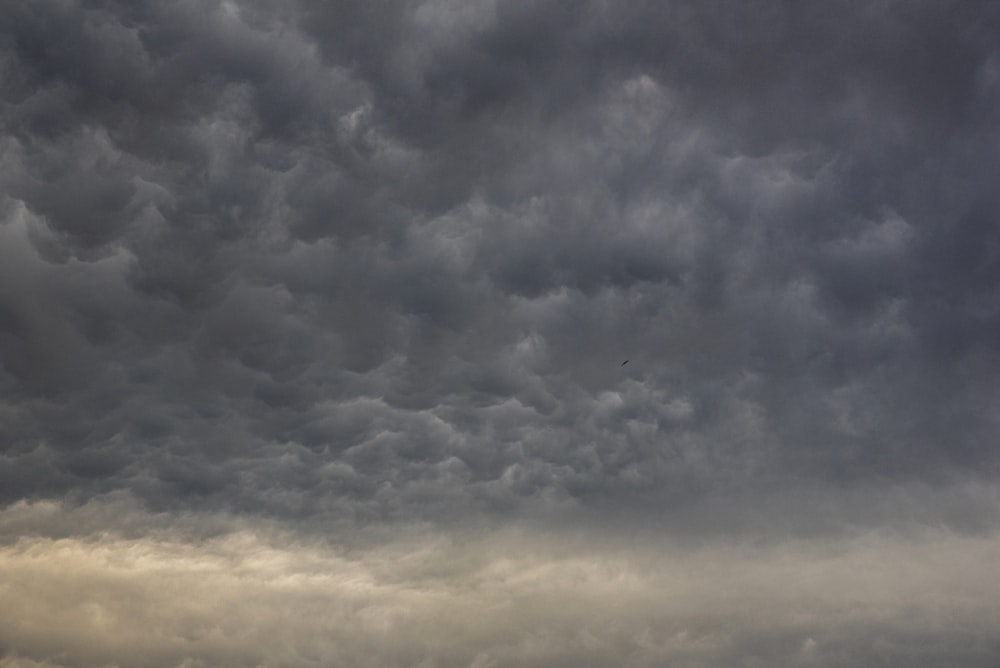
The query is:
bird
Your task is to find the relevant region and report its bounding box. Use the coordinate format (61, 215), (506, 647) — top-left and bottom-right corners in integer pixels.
(621, 360), (629, 366)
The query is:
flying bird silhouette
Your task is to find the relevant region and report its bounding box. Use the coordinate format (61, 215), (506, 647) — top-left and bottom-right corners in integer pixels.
(621, 360), (629, 366)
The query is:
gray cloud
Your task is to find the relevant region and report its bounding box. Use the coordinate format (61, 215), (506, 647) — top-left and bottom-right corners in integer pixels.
(2, 0), (1000, 664)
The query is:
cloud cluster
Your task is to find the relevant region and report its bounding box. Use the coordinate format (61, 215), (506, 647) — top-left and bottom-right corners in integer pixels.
(3, 0), (998, 520)
(2, 0), (1000, 664)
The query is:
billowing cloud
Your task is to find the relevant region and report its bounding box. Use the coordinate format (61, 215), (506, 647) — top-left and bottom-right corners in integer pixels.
(2, 0), (999, 664)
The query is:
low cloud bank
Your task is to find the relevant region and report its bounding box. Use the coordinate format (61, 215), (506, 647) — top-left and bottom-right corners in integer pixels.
(2, 499), (999, 667)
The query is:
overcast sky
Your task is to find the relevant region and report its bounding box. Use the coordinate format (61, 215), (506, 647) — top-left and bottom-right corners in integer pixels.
(2, 1), (1000, 666)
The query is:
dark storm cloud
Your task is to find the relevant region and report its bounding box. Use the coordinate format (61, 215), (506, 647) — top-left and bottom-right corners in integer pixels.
(2, 0), (999, 512)
(2, 1), (1000, 663)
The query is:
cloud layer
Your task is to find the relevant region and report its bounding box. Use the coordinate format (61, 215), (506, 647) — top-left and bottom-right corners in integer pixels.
(2, 0), (1000, 665)
(3, 500), (1000, 668)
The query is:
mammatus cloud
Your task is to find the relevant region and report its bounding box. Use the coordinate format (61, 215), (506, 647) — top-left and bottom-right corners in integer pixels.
(2, 0), (1000, 665)
(2, 500), (1000, 668)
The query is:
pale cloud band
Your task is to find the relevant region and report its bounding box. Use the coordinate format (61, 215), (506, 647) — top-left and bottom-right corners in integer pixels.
(3, 497), (1000, 667)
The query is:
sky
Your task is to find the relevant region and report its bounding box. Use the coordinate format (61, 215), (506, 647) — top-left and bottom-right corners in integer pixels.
(1, 1), (1000, 666)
